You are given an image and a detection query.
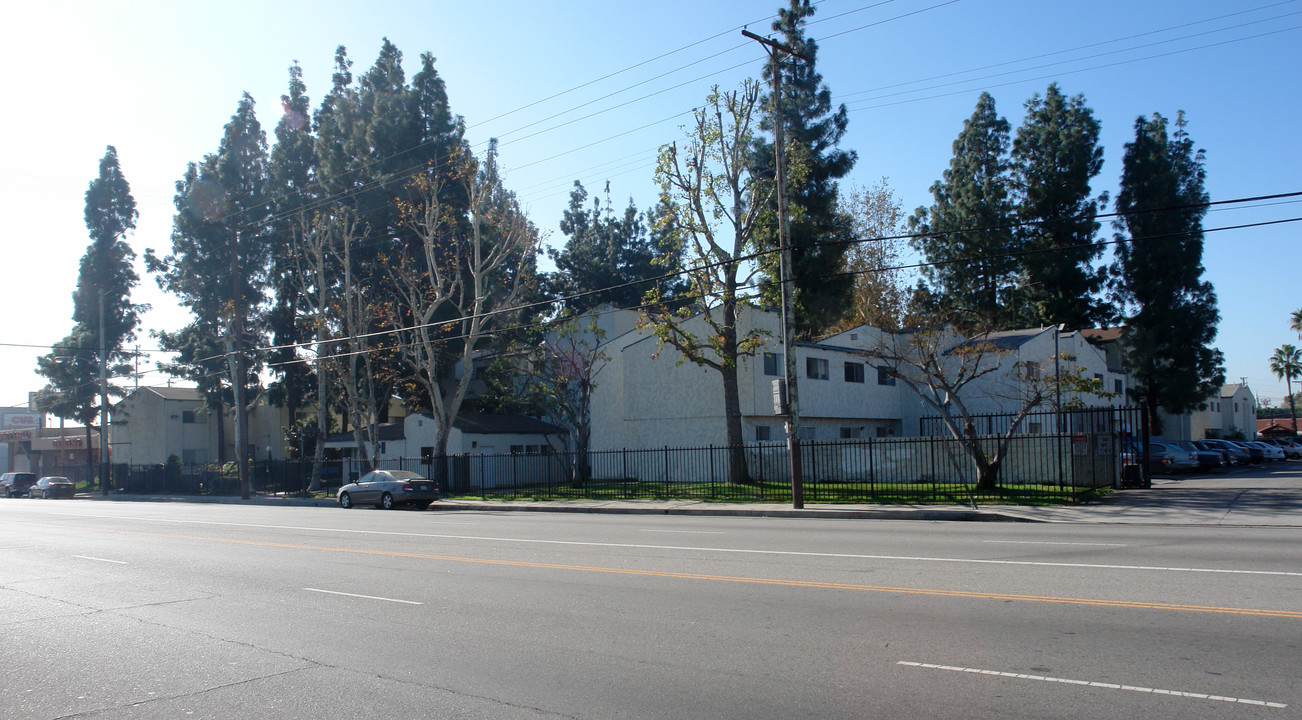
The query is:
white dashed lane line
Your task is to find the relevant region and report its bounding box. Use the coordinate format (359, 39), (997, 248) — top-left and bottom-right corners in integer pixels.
(897, 661), (1288, 709)
(73, 555), (128, 564)
(303, 587), (423, 605)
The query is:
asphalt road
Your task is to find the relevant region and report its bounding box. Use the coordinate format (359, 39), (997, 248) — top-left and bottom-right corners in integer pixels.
(2, 492), (1300, 719)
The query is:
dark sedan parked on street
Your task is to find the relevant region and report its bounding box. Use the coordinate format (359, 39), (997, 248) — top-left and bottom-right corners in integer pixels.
(337, 470), (440, 510)
(29, 476), (77, 499)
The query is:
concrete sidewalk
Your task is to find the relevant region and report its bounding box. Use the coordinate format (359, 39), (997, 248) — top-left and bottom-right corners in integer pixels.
(77, 469), (1302, 526)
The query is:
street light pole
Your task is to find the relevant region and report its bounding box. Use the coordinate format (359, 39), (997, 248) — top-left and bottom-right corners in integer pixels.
(99, 293), (109, 495)
(743, 28), (808, 509)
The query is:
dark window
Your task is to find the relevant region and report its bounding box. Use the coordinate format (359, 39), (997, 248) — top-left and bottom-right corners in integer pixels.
(421, 446), (434, 464)
(877, 367), (895, 386)
(755, 426), (772, 441)
(1114, 379), (1123, 396)
(806, 357), (829, 380)
(844, 362), (864, 383)
(763, 352), (781, 376)
(182, 410), (197, 424)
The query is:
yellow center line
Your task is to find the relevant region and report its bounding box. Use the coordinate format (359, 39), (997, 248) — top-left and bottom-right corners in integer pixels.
(70, 525), (1302, 619)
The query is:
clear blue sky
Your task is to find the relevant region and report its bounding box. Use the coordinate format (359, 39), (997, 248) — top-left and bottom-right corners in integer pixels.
(2, 0), (1299, 417)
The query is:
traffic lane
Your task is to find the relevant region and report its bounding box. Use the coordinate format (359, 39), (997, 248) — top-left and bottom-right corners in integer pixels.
(5, 513), (1299, 718)
(55, 532), (1302, 720)
(18, 505), (1302, 590)
(8, 504), (1302, 619)
(19, 499), (1302, 584)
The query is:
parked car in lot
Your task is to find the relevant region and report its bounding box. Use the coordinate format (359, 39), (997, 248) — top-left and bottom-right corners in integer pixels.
(29, 476), (76, 499)
(1243, 441), (1286, 461)
(1, 472), (38, 498)
(1124, 440), (1180, 474)
(338, 470), (440, 510)
(1154, 441), (1199, 472)
(1260, 437), (1302, 459)
(1195, 439), (1249, 466)
(1226, 440), (1267, 463)
(1171, 440), (1227, 471)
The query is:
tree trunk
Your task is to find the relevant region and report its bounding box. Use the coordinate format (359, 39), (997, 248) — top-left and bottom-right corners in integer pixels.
(432, 424), (453, 491)
(719, 305), (749, 484)
(1288, 376), (1297, 434)
(308, 377), (326, 493)
(215, 399), (227, 465)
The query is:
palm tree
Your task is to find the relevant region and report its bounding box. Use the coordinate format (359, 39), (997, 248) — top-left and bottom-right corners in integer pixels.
(1292, 308), (1302, 339)
(1269, 344), (1302, 434)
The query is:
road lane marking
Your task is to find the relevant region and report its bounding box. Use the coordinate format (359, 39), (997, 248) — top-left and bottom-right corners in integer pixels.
(982, 540), (1127, 547)
(73, 555), (128, 564)
(897, 661), (1288, 709)
(38, 514), (1302, 578)
(302, 588), (422, 605)
(638, 529), (727, 535)
(55, 526), (1302, 620)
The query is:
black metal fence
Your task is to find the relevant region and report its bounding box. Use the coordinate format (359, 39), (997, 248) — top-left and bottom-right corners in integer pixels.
(109, 406), (1144, 505)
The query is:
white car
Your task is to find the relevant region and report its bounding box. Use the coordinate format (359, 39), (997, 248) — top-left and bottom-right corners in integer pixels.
(338, 470), (440, 510)
(1244, 441), (1286, 461)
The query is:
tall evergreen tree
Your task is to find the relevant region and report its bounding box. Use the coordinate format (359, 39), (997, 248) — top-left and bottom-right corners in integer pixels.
(265, 62), (318, 415)
(753, 0), (857, 336)
(910, 92), (1019, 331)
(147, 93), (272, 497)
(547, 181), (665, 315)
(1011, 83), (1108, 329)
(1111, 111), (1224, 432)
(35, 146), (143, 486)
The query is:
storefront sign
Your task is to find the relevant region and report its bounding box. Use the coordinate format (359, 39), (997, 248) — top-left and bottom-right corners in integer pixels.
(2, 413), (40, 430)
(0, 428), (35, 442)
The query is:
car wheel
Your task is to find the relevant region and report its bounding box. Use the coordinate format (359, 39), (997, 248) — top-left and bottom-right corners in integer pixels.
(380, 492), (395, 510)
(415, 501), (431, 510)
(339, 492), (353, 509)
(42, 491), (49, 499)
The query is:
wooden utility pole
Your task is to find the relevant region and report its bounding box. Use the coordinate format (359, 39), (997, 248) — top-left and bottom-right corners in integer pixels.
(743, 29), (807, 509)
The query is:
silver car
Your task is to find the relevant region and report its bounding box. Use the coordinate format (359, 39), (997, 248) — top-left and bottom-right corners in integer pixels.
(337, 470), (440, 510)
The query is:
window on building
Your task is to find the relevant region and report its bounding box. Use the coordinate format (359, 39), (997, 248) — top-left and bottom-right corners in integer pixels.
(755, 425), (771, 441)
(421, 447), (434, 464)
(875, 427), (894, 438)
(181, 410), (202, 424)
(806, 357), (828, 380)
(1094, 373), (1103, 384)
(1114, 379), (1124, 396)
(798, 426), (816, 440)
(378, 441), (387, 454)
(1029, 422), (1043, 434)
(877, 367), (895, 386)
(844, 362), (865, 383)
(1023, 361), (1041, 380)
(510, 445), (524, 454)
(763, 352), (781, 376)
(840, 427), (865, 439)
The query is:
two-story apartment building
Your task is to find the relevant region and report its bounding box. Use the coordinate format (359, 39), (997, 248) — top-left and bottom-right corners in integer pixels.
(586, 307), (1122, 451)
(110, 387), (303, 466)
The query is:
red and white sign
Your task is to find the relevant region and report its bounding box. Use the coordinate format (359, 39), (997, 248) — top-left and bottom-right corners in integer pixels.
(2, 413), (40, 430)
